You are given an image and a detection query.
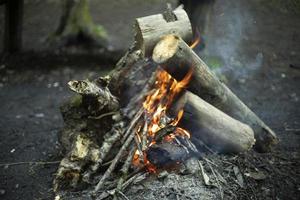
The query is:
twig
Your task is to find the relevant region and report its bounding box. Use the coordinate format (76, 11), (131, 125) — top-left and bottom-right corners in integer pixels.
(122, 168), (147, 190)
(89, 111), (119, 120)
(197, 160), (210, 186)
(84, 122), (124, 180)
(122, 108), (144, 143)
(114, 145), (136, 200)
(94, 108), (144, 193)
(141, 119), (148, 151)
(168, 192), (194, 200)
(134, 129), (143, 159)
(154, 125), (176, 143)
(99, 171), (147, 200)
(0, 161), (60, 167)
(205, 159), (223, 200)
(116, 190), (130, 200)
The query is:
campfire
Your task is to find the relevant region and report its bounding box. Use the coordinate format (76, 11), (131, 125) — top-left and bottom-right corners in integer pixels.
(54, 6), (278, 199)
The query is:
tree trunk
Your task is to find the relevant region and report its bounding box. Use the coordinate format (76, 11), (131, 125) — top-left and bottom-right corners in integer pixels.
(51, 0), (107, 47)
(4, 0), (23, 53)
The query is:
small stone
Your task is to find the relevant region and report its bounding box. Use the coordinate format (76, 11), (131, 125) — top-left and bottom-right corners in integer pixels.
(10, 148), (15, 153)
(281, 73), (286, 78)
(15, 115), (22, 119)
(158, 170), (169, 180)
(53, 82), (59, 87)
(0, 189), (5, 195)
(0, 65), (5, 70)
(35, 113), (45, 118)
(15, 184), (19, 189)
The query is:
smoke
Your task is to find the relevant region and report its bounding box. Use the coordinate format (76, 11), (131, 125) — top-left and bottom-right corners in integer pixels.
(195, 1), (264, 79)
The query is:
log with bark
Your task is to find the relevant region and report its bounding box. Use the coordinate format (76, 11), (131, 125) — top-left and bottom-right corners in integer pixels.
(152, 34), (278, 152)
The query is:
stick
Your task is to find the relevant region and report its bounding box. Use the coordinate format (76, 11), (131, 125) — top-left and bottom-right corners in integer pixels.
(122, 108), (144, 143)
(0, 161), (60, 167)
(113, 146), (136, 200)
(152, 34), (278, 152)
(141, 117), (148, 151)
(83, 122), (124, 180)
(68, 79), (119, 111)
(94, 108), (144, 193)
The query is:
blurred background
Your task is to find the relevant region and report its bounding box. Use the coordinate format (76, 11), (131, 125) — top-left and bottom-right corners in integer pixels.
(0, 0), (299, 199)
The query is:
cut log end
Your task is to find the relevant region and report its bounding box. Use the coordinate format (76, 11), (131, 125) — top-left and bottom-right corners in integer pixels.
(135, 9), (192, 56)
(152, 34), (179, 64)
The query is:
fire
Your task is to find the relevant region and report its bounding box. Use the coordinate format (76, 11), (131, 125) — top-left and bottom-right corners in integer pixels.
(133, 68), (193, 172)
(190, 36), (201, 49)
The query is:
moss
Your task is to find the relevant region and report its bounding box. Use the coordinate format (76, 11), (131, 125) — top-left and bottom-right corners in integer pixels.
(206, 56), (223, 70)
(50, 0), (107, 46)
(70, 94), (82, 107)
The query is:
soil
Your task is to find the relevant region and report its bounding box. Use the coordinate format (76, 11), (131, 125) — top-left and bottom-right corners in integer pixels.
(0, 0), (299, 200)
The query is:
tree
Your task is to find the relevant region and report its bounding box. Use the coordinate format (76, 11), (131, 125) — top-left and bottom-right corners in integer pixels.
(49, 0), (107, 47)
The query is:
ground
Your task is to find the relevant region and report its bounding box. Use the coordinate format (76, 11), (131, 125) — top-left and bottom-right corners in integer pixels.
(0, 0), (299, 200)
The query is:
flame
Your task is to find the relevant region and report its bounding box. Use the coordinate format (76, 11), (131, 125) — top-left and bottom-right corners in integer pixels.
(133, 68), (193, 171)
(190, 36), (201, 49)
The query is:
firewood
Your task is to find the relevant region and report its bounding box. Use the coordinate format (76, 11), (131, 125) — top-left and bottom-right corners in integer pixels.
(152, 34), (278, 152)
(135, 8), (192, 56)
(170, 91), (256, 153)
(146, 142), (190, 168)
(68, 79), (119, 112)
(93, 107), (144, 194)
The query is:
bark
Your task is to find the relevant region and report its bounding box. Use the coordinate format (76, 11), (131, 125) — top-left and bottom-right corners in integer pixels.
(170, 91), (255, 154)
(135, 8), (192, 56)
(152, 34), (278, 152)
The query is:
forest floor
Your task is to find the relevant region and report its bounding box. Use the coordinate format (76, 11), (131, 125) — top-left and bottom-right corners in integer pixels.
(0, 0), (299, 200)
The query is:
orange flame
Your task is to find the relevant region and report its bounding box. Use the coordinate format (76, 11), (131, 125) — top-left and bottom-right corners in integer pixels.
(190, 36), (201, 49)
(133, 68), (193, 171)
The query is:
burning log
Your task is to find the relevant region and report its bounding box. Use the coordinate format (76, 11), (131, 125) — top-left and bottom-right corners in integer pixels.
(152, 34), (278, 152)
(170, 91), (255, 153)
(146, 142), (190, 168)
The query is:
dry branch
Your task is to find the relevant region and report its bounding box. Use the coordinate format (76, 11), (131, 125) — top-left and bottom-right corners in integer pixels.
(94, 108), (144, 193)
(153, 34), (278, 152)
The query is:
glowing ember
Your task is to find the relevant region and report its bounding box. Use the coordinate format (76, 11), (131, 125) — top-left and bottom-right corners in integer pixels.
(133, 68), (193, 172)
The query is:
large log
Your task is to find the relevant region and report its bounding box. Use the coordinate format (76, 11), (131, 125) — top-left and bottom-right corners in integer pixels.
(135, 8), (192, 56)
(152, 34), (278, 152)
(170, 91), (255, 154)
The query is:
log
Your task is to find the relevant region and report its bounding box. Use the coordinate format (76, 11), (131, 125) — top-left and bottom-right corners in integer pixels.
(170, 91), (255, 154)
(152, 34), (278, 152)
(146, 142), (190, 168)
(135, 8), (192, 56)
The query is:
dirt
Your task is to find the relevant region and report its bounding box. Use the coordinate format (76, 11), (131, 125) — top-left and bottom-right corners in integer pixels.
(0, 0), (300, 200)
